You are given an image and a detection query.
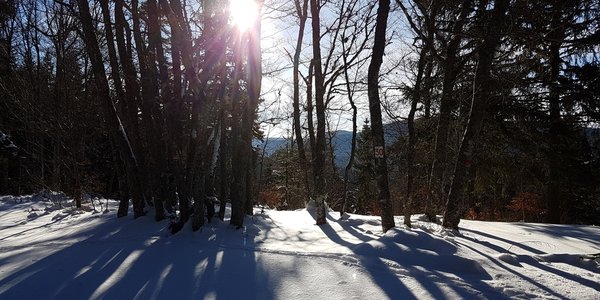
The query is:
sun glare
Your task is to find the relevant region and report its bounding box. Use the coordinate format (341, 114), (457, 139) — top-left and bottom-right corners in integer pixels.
(229, 0), (259, 32)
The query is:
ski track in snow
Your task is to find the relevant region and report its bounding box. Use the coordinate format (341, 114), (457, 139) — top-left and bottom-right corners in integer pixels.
(0, 195), (599, 300)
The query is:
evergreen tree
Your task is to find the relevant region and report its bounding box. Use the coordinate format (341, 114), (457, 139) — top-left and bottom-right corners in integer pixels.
(353, 121), (378, 215)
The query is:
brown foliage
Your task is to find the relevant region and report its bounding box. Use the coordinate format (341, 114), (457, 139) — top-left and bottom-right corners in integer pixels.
(258, 188), (284, 209)
(507, 192), (546, 222)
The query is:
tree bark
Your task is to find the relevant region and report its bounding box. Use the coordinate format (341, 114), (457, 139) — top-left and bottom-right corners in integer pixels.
(244, 1), (263, 216)
(426, 0), (473, 221)
(404, 43), (430, 227)
(99, 0), (126, 116)
(131, 0), (162, 211)
(545, 3), (567, 224)
(340, 30), (358, 218)
(230, 1), (263, 226)
(114, 0), (141, 139)
(292, 0), (312, 201)
(161, 0), (210, 230)
(367, 0), (395, 233)
(218, 109), (229, 221)
(310, 0), (327, 225)
(146, 0), (170, 221)
(76, 0), (145, 218)
(229, 35), (247, 228)
(114, 0), (145, 217)
(100, 0), (131, 216)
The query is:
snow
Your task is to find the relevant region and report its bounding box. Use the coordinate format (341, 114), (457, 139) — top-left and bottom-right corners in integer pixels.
(0, 131), (19, 156)
(0, 195), (599, 299)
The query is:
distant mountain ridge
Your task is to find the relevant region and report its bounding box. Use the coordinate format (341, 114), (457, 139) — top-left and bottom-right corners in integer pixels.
(258, 124), (600, 168)
(256, 121), (408, 167)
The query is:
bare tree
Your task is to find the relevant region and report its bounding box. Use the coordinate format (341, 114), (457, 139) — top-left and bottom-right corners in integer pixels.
(338, 0), (376, 217)
(291, 0), (312, 199)
(396, 0), (439, 227)
(310, 0), (328, 225)
(76, 0), (145, 218)
(367, 0), (395, 232)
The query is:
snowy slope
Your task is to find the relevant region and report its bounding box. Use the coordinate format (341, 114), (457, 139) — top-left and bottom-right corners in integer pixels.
(0, 195), (598, 300)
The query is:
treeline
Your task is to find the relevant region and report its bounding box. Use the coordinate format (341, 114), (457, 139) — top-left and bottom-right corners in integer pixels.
(394, 0), (600, 226)
(1, 0), (599, 231)
(257, 0), (600, 227)
(1, 0), (262, 232)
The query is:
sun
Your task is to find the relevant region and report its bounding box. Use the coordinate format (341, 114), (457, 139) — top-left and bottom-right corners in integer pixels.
(229, 0), (259, 32)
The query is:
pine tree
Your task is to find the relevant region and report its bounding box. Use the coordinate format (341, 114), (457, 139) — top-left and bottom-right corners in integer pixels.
(354, 122), (378, 215)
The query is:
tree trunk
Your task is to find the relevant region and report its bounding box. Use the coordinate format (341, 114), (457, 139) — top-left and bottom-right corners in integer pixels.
(161, 0), (211, 230)
(76, 0), (145, 218)
(244, 3), (263, 215)
(218, 107), (229, 221)
(230, 1), (263, 226)
(367, 0), (395, 233)
(292, 0), (312, 201)
(443, 0), (510, 229)
(245, 154), (255, 215)
(100, 0), (130, 215)
(164, 1), (185, 215)
(99, 0), (126, 116)
(229, 35), (247, 228)
(131, 0), (161, 211)
(114, 0), (142, 140)
(404, 43), (430, 227)
(146, 0), (170, 222)
(545, 3), (567, 224)
(340, 34), (358, 218)
(306, 61), (316, 156)
(114, 0), (147, 218)
(426, 0), (473, 221)
(310, 0), (327, 225)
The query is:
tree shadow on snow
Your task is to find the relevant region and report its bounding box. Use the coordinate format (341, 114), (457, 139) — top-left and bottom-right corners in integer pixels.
(317, 221), (506, 300)
(460, 227), (547, 255)
(511, 223), (600, 248)
(0, 216), (274, 300)
(459, 233), (600, 297)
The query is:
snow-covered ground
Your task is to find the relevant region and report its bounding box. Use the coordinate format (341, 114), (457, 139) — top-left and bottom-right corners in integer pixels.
(0, 195), (598, 299)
